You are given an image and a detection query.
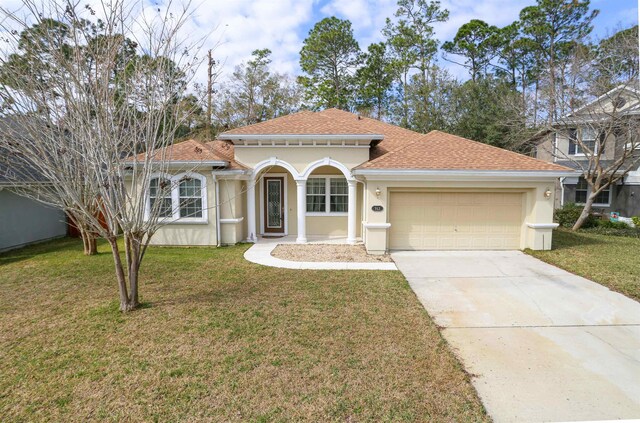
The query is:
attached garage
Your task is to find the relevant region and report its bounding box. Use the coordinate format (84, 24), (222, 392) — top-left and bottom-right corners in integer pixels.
(388, 191), (524, 250)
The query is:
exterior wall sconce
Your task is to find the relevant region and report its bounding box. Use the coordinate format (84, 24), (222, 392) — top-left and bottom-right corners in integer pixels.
(375, 187), (381, 198)
(544, 188), (552, 199)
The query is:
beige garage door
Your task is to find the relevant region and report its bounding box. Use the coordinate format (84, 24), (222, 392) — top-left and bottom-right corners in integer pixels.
(389, 192), (524, 250)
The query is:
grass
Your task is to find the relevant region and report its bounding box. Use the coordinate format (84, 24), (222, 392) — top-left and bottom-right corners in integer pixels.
(0, 238), (487, 422)
(527, 229), (640, 302)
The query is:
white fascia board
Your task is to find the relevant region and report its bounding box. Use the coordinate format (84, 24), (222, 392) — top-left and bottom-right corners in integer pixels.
(218, 134), (384, 142)
(126, 160), (228, 168)
(353, 169), (580, 180)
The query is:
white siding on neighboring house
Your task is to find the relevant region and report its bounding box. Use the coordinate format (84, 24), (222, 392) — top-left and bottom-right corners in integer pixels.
(0, 189), (67, 252)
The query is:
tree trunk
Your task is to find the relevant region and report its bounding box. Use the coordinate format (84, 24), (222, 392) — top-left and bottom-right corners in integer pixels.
(572, 193), (596, 230)
(107, 236), (140, 312)
(81, 228), (98, 255)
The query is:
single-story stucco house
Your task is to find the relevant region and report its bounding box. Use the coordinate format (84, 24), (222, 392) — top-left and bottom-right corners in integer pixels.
(133, 108), (574, 253)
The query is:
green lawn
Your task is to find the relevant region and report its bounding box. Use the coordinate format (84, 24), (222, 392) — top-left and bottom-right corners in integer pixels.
(0, 239), (487, 422)
(527, 229), (640, 302)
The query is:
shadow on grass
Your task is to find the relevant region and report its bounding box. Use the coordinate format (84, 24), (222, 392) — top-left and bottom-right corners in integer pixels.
(0, 237), (109, 267)
(550, 229), (609, 250)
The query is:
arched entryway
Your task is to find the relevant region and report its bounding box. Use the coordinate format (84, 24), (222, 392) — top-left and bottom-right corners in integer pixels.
(246, 157), (358, 244)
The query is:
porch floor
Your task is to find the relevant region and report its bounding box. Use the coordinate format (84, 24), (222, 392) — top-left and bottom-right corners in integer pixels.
(244, 236), (397, 270)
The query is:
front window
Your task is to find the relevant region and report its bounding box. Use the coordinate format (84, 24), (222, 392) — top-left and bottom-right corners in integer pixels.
(330, 178), (348, 212)
(147, 173), (207, 222)
(179, 178), (203, 218)
(306, 176), (349, 214)
(149, 177), (172, 217)
(575, 178), (610, 205)
(306, 178), (326, 212)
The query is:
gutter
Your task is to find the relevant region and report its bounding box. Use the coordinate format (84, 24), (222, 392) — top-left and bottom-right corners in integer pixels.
(218, 134), (384, 142)
(560, 177), (566, 207)
(212, 173), (221, 247)
(353, 169), (580, 179)
(125, 160), (229, 168)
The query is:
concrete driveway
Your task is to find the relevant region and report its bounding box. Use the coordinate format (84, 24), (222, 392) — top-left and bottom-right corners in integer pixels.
(392, 250), (640, 423)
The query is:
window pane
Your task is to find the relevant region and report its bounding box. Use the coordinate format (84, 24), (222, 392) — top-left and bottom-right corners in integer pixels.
(576, 178), (588, 190)
(306, 178), (325, 195)
(306, 195), (326, 212)
(575, 190), (587, 203)
(180, 198), (203, 218)
(594, 188), (610, 204)
(150, 178), (172, 218)
(330, 195), (348, 212)
(151, 197), (172, 217)
(330, 178), (347, 195)
(179, 178), (201, 197)
(582, 127), (596, 140)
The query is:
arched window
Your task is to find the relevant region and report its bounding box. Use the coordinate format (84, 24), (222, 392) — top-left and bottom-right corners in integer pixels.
(147, 173), (207, 222)
(149, 177), (172, 218)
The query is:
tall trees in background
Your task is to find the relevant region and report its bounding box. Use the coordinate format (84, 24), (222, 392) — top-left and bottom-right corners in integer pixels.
(518, 0), (599, 123)
(214, 49), (301, 129)
(383, 0), (449, 132)
(298, 17), (361, 110)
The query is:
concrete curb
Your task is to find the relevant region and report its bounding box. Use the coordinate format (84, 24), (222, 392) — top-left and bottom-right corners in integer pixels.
(244, 242), (397, 271)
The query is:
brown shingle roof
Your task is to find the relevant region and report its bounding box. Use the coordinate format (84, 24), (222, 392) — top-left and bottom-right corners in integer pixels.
(358, 130), (572, 172)
(220, 109), (382, 136)
(131, 139), (246, 170)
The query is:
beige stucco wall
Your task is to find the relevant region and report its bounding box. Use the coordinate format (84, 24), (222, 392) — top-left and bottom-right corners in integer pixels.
(234, 146), (370, 175)
(362, 179), (558, 254)
(218, 179), (245, 245)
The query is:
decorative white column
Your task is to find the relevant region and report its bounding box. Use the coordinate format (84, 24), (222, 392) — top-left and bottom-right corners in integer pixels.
(296, 180), (307, 243)
(247, 178), (257, 242)
(347, 180), (357, 244)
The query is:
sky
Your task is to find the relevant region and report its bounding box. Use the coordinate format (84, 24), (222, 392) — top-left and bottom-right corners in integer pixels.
(0, 0), (637, 83)
(202, 0), (638, 82)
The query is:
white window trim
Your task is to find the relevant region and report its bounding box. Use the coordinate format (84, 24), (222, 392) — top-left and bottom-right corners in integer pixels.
(146, 172), (208, 224)
(575, 179), (612, 207)
(305, 175), (349, 216)
(571, 127), (598, 157)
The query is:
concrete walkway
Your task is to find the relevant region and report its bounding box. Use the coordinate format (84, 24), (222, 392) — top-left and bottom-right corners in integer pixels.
(392, 250), (640, 423)
(244, 237), (397, 270)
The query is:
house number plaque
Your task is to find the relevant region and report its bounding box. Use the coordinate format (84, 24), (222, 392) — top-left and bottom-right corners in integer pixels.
(371, 205), (384, 212)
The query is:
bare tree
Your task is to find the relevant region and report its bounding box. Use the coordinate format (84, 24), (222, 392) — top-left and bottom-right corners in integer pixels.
(542, 27), (640, 229)
(0, 0), (205, 311)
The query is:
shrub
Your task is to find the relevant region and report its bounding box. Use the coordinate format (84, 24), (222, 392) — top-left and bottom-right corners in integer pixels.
(597, 219), (630, 229)
(632, 216), (640, 227)
(554, 203), (598, 228)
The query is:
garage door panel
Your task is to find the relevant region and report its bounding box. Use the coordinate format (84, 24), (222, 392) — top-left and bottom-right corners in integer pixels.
(389, 192), (523, 250)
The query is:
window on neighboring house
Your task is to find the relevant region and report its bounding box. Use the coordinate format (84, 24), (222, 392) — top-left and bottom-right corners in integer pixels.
(147, 173), (207, 222)
(149, 177), (173, 217)
(179, 177), (203, 218)
(575, 178), (611, 205)
(306, 176), (349, 214)
(570, 127), (599, 155)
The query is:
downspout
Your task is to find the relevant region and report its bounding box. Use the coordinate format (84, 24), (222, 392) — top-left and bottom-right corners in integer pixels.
(212, 174), (221, 247)
(356, 176), (367, 245)
(560, 177), (566, 207)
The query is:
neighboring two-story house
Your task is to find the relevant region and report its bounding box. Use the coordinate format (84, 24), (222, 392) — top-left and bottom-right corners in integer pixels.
(128, 108), (573, 252)
(535, 85), (640, 217)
